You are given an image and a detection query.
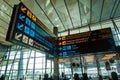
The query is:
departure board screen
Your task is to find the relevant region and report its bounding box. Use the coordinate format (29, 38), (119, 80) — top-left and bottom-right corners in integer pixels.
(6, 3), (54, 54)
(57, 28), (116, 57)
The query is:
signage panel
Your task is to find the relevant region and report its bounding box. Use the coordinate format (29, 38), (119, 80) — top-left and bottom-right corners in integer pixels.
(57, 28), (116, 57)
(6, 3), (54, 54)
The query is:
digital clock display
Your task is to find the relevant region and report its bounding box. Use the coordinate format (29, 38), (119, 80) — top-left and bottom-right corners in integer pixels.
(6, 2), (54, 54)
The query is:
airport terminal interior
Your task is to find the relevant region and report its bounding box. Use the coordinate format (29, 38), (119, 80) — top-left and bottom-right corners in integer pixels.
(0, 0), (120, 80)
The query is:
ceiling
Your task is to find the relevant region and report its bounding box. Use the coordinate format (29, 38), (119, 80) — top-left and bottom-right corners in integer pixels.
(0, 0), (120, 46)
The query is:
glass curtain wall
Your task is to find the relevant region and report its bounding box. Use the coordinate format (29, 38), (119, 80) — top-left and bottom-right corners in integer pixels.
(0, 45), (54, 80)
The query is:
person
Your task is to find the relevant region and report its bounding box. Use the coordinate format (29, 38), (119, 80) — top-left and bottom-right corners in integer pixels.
(61, 72), (66, 80)
(39, 75), (41, 80)
(98, 75), (103, 80)
(111, 72), (118, 80)
(20, 78), (22, 80)
(62, 72), (65, 79)
(74, 73), (80, 80)
(0, 74), (5, 80)
(89, 76), (93, 80)
(82, 73), (88, 80)
(43, 73), (49, 80)
(49, 76), (53, 80)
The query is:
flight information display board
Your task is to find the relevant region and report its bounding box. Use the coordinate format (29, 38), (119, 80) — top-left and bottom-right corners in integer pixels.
(6, 3), (54, 54)
(57, 28), (116, 57)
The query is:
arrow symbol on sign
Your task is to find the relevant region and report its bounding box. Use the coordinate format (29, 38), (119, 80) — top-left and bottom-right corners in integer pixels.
(59, 47), (62, 51)
(19, 14), (25, 21)
(21, 6), (27, 13)
(17, 23), (24, 30)
(15, 33), (22, 41)
(58, 53), (62, 56)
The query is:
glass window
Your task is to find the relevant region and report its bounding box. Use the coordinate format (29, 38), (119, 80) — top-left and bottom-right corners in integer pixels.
(70, 29), (79, 35)
(80, 26), (90, 33)
(90, 24), (101, 31)
(101, 21), (114, 28)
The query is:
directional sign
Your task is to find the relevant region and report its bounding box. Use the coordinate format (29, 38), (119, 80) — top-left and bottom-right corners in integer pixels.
(57, 28), (116, 57)
(28, 38), (34, 46)
(22, 35), (28, 44)
(6, 2), (55, 54)
(15, 33), (22, 41)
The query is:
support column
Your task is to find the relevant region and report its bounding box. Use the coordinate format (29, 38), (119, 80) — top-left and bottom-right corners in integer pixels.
(17, 47), (24, 80)
(112, 19), (120, 41)
(79, 55), (83, 75)
(83, 56), (87, 73)
(68, 29), (70, 35)
(53, 27), (59, 80)
(53, 27), (58, 36)
(45, 54), (47, 74)
(95, 55), (101, 77)
(54, 55), (59, 80)
(5, 47), (11, 79)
